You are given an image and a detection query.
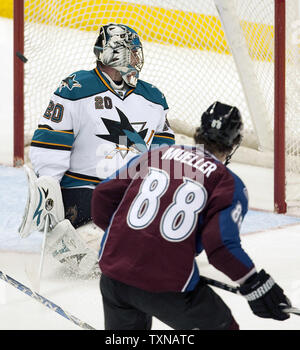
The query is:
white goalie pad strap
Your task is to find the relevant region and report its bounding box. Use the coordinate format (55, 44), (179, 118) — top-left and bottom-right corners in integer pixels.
(47, 219), (100, 277)
(18, 166), (65, 238)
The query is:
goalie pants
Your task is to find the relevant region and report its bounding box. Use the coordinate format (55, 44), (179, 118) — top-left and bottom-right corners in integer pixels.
(100, 274), (239, 330)
(61, 188), (94, 228)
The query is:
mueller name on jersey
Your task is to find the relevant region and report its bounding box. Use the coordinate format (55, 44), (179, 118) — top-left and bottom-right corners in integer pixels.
(160, 145), (218, 181)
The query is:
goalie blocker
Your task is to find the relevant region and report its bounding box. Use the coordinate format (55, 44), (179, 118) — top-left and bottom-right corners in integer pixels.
(19, 166), (100, 277)
(19, 166), (65, 237)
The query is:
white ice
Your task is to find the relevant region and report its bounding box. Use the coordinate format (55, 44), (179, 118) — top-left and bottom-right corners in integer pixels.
(1, 17), (300, 330)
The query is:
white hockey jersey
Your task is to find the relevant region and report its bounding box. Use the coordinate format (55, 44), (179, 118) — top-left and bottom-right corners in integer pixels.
(30, 67), (175, 188)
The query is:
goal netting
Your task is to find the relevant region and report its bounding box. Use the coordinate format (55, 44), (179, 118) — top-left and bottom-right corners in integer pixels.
(19, 0), (300, 211)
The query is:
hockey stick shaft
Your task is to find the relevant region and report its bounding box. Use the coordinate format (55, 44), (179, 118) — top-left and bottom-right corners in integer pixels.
(201, 276), (240, 294)
(25, 215), (51, 293)
(201, 275), (300, 316)
(0, 271), (96, 330)
(37, 214), (50, 291)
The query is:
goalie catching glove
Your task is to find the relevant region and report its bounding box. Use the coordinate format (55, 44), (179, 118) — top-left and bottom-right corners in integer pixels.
(239, 269), (291, 321)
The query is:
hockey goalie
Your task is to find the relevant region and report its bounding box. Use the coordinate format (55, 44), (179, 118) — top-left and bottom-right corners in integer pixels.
(18, 23), (175, 278)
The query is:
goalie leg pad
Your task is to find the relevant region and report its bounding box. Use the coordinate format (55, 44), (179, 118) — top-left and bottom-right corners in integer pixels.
(18, 166), (65, 238)
(75, 222), (104, 252)
(47, 219), (100, 277)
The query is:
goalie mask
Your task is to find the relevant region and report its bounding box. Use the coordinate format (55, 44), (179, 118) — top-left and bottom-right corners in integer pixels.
(94, 23), (144, 87)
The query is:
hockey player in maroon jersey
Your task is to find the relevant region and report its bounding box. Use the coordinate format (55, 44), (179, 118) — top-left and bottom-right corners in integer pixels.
(92, 101), (291, 330)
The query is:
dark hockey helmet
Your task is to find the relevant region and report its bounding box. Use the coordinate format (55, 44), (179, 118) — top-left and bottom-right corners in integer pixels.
(197, 101), (243, 148)
(94, 23), (144, 87)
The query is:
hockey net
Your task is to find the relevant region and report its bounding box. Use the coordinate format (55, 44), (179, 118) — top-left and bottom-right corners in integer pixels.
(16, 0), (300, 212)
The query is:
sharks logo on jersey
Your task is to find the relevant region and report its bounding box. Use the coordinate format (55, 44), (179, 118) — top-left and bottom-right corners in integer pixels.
(59, 74), (82, 92)
(96, 107), (148, 159)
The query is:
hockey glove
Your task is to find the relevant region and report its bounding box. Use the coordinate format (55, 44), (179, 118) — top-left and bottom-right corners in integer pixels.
(239, 269), (291, 321)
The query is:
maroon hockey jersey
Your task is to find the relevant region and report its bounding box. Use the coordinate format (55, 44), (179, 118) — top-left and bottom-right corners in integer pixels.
(92, 145), (255, 292)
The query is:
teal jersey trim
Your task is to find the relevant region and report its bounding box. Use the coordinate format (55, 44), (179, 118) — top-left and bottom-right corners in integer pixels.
(31, 128), (74, 149)
(152, 135), (175, 145)
(53, 68), (168, 108)
(134, 80), (169, 110)
(60, 171), (101, 188)
(54, 69), (108, 101)
(150, 134), (175, 149)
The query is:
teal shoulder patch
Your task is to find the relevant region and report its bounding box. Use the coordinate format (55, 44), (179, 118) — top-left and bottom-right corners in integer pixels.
(54, 69), (107, 100)
(134, 80), (169, 110)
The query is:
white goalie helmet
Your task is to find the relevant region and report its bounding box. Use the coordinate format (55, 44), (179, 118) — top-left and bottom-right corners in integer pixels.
(94, 23), (144, 87)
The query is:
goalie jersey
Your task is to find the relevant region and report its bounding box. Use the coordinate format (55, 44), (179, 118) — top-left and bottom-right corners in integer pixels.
(29, 67), (175, 188)
(92, 145), (256, 293)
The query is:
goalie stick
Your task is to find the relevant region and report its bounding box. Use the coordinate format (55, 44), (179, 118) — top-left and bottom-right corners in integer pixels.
(25, 214), (50, 292)
(201, 275), (300, 316)
(0, 271), (96, 330)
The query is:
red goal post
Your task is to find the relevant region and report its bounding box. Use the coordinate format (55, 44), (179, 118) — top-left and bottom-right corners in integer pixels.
(274, 0), (286, 213)
(13, 0), (24, 168)
(13, 0), (300, 214)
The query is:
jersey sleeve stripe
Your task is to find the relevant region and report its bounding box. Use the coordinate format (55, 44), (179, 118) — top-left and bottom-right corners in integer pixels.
(30, 140), (72, 151)
(151, 134), (175, 147)
(153, 133), (175, 140)
(60, 172), (102, 188)
(31, 128), (74, 149)
(37, 127), (74, 135)
(64, 171), (101, 182)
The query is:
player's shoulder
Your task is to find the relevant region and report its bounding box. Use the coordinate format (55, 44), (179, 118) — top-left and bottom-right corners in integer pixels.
(226, 167), (248, 198)
(211, 156), (245, 184)
(200, 152), (245, 188)
(209, 158), (248, 202)
(204, 155), (248, 205)
(54, 69), (107, 100)
(134, 79), (168, 110)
